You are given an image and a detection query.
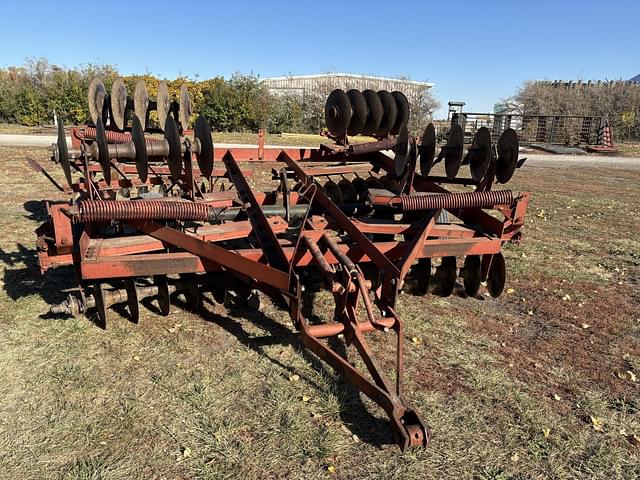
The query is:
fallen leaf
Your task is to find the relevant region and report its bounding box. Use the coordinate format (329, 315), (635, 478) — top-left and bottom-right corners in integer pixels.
(167, 327), (177, 333)
(182, 446), (192, 458)
(590, 416), (604, 432)
(562, 294), (571, 301)
(534, 362), (543, 368)
(616, 370), (637, 382)
(507, 288), (515, 294)
(542, 427), (550, 438)
(511, 452), (519, 462)
(411, 336), (422, 345)
(527, 310), (534, 316)
(289, 374), (300, 382)
(301, 395), (311, 402)
(327, 465), (336, 473)
(553, 393), (561, 401)
(581, 323), (590, 329)
(133, 355), (141, 361)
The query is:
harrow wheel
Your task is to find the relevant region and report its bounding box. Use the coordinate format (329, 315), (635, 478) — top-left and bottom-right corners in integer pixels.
(469, 127), (492, 182)
(496, 128), (519, 184)
(164, 116), (183, 180)
(56, 119), (72, 186)
(124, 279), (139, 324)
(131, 114), (149, 182)
(134, 79), (150, 130)
(194, 115), (214, 178)
(179, 84), (192, 129)
(156, 81), (171, 131)
(88, 77), (107, 126)
(154, 275), (171, 316)
(461, 255), (481, 297)
(95, 117), (112, 184)
(110, 77), (128, 131)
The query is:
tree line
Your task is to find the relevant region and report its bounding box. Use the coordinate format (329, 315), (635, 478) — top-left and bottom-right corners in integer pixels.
(0, 58), (438, 135)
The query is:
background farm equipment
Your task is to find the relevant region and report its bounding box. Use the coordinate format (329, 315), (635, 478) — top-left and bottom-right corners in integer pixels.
(27, 81), (530, 450)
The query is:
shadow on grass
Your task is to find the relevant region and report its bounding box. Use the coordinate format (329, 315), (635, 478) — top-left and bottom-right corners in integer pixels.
(182, 292), (393, 449)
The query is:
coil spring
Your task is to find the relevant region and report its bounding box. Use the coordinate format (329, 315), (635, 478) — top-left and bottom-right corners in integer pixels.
(78, 200), (211, 222)
(400, 190), (514, 211)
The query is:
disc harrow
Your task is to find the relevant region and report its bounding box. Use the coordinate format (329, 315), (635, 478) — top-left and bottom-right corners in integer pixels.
(27, 87), (531, 451)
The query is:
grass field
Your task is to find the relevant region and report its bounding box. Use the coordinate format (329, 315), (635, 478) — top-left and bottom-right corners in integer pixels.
(0, 145), (638, 479)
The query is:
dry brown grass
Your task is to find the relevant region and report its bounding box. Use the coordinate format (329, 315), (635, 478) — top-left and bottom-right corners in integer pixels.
(0, 145), (638, 479)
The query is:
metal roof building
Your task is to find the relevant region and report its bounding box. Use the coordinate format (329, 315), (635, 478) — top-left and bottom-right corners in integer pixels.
(261, 73), (434, 105)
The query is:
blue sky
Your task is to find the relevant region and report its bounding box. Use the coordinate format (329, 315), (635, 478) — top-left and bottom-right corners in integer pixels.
(0, 0), (637, 118)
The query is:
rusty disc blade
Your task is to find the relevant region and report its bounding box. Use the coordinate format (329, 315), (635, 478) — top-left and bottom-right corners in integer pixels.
(323, 180), (343, 204)
(487, 252), (506, 298)
(325, 89), (351, 137)
(56, 119), (72, 186)
(376, 90), (397, 137)
(461, 255), (481, 297)
(164, 116), (182, 180)
(110, 77), (128, 131)
(179, 84), (192, 129)
(157, 81), (171, 131)
(392, 123), (410, 176)
(95, 117), (111, 184)
(361, 89), (383, 136)
(444, 124), (464, 179)
(437, 256), (457, 297)
(134, 80), (149, 130)
(346, 89), (367, 136)
(124, 279), (139, 324)
(338, 179), (357, 203)
(194, 115), (214, 178)
(391, 91), (409, 135)
(419, 123), (436, 176)
(88, 77), (106, 126)
(496, 128), (519, 183)
(469, 127), (492, 182)
(131, 114), (148, 182)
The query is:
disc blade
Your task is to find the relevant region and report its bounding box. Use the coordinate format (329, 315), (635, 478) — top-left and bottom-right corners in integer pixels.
(496, 128), (519, 183)
(88, 77), (106, 126)
(194, 115), (214, 178)
(469, 127), (492, 182)
(323, 180), (343, 204)
(131, 114), (148, 182)
(95, 117), (111, 184)
(361, 89), (383, 136)
(444, 124), (464, 179)
(157, 81), (171, 131)
(134, 79), (149, 130)
(392, 123), (410, 176)
(164, 116), (182, 180)
(419, 123), (436, 176)
(179, 84), (192, 129)
(487, 252), (506, 298)
(376, 90), (397, 137)
(110, 77), (128, 131)
(325, 89), (351, 137)
(57, 119), (72, 186)
(390, 91), (409, 135)
(346, 89), (367, 136)
(461, 255), (481, 297)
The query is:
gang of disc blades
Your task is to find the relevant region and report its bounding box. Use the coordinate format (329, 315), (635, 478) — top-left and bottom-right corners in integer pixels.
(131, 114), (148, 182)
(324, 89), (351, 137)
(110, 77), (128, 131)
(361, 89), (383, 136)
(164, 116), (183, 180)
(469, 127), (492, 182)
(179, 84), (192, 129)
(95, 117), (112, 184)
(156, 81), (171, 131)
(444, 124), (464, 179)
(390, 91), (409, 135)
(57, 119), (72, 186)
(496, 128), (519, 183)
(134, 80), (149, 130)
(419, 123), (437, 176)
(346, 89), (367, 136)
(194, 115), (214, 178)
(376, 90), (397, 137)
(88, 77), (107, 126)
